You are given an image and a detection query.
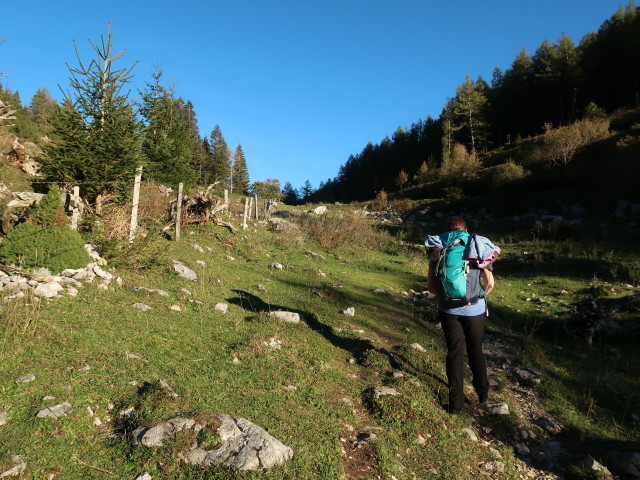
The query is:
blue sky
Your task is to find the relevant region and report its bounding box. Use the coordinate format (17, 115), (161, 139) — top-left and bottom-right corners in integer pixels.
(1, 0), (627, 191)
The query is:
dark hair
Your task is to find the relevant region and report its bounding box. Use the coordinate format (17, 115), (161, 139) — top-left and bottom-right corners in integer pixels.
(447, 216), (467, 231)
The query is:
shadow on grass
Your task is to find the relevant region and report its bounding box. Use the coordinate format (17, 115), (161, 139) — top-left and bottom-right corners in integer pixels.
(227, 289), (401, 369)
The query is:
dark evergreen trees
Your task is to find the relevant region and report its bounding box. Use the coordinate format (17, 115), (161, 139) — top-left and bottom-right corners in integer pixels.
(209, 124), (231, 188)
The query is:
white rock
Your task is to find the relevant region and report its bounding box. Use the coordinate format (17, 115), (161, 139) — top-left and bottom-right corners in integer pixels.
(372, 386), (400, 398)
(93, 266), (113, 280)
(410, 343), (427, 352)
(64, 286), (79, 297)
(172, 261), (197, 281)
(36, 402), (73, 418)
(486, 402), (509, 415)
(33, 282), (64, 298)
(97, 283), (109, 291)
(318, 270), (326, 277)
(214, 303), (228, 314)
(462, 427), (478, 442)
(0, 411), (7, 426)
(226, 256), (236, 261)
(191, 243), (204, 252)
(4, 291), (25, 302)
(373, 288), (387, 294)
(196, 260), (206, 267)
(133, 303), (152, 312)
(181, 288), (192, 295)
(268, 310), (303, 323)
(170, 305), (183, 312)
(263, 337), (282, 350)
(133, 472), (152, 480)
(342, 307), (355, 316)
(270, 263), (284, 270)
(313, 206), (328, 215)
(16, 374), (35, 383)
(0, 455), (26, 478)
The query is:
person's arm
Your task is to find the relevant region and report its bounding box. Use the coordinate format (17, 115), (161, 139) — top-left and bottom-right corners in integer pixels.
(481, 268), (494, 295)
(427, 265), (438, 295)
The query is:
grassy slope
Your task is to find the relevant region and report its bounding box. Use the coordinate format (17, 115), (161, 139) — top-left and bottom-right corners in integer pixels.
(1, 210), (638, 480)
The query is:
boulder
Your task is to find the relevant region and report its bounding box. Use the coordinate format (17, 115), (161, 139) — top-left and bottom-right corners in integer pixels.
(371, 386), (400, 398)
(312, 206), (327, 215)
(268, 310), (303, 324)
(36, 402), (72, 419)
(172, 261), (197, 281)
(33, 282), (64, 298)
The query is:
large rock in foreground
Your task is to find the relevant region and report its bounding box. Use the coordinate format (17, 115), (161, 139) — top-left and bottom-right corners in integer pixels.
(130, 414), (293, 471)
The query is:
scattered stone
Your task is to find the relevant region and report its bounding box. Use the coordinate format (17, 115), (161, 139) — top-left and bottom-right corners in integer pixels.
(371, 386), (400, 398)
(133, 473), (152, 480)
(282, 384), (297, 391)
(191, 243), (204, 252)
(158, 380), (179, 398)
(257, 284), (267, 291)
(317, 269), (326, 277)
(33, 282), (64, 298)
(0, 411), (6, 426)
(312, 206), (328, 215)
(514, 441), (530, 456)
(226, 256), (236, 261)
(133, 286), (169, 297)
(214, 303), (228, 314)
(125, 352), (148, 362)
(16, 374), (35, 383)
(485, 402), (509, 415)
(270, 262), (284, 270)
(342, 307), (355, 316)
(181, 288), (192, 295)
(482, 461), (505, 473)
(232, 356), (241, 365)
(512, 366), (541, 385)
(4, 291), (25, 302)
(133, 303), (152, 312)
(410, 343), (426, 352)
(263, 337), (282, 350)
(170, 305), (183, 312)
(268, 310), (303, 324)
(93, 266), (113, 280)
(462, 428), (478, 442)
(533, 416), (561, 434)
(416, 434), (427, 445)
(77, 365), (91, 372)
(576, 456), (611, 476)
(42, 396), (56, 401)
(97, 283), (109, 291)
(172, 260), (198, 281)
(392, 371), (404, 380)
(373, 288), (387, 294)
(36, 402), (73, 419)
(196, 260), (206, 267)
(0, 455), (26, 478)
(489, 447), (502, 458)
(131, 417), (196, 447)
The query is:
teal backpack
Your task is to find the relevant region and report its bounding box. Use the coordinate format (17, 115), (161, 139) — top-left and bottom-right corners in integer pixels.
(431, 230), (483, 308)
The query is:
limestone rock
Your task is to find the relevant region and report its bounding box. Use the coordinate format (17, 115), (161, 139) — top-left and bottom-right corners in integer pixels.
(0, 411), (7, 426)
(410, 343), (426, 352)
(214, 303), (228, 314)
(0, 455), (26, 478)
(36, 402), (72, 419)
(134, 286), (169, 297)
(312, 206), (327, 215)
(133, 473), (152, 480)
(462, 427), (478, 442)
(485, 402), (509, 415)
(33, 282), (64, 298)
(371, 386), (400, 398)
(130, 418), (196, 447)
(180, 414), (294, 471)
(16, 374), (35, 383)
(133, 303), (152, 312)
(342, 307), (355, 316)
(270, 262), (284, 270)
(268, 310), (303, 324)
(172, 260), (197, 281)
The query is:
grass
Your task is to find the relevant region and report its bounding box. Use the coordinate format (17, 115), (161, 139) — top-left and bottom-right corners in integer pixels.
(1, 206), (639, 479)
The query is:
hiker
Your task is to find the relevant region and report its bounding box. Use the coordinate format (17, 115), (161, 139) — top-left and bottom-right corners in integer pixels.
(425, 216), (499, 415)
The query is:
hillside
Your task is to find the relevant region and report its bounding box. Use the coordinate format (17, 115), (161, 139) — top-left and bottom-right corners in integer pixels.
(0, 202), (638, 479)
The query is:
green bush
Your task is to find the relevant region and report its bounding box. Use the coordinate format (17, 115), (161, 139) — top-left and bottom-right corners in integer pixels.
(0, 185), (90, 272)
(490, 161), (529, 189)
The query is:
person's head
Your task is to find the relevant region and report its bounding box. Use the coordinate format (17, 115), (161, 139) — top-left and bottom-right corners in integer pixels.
(447, 216), (467, 231)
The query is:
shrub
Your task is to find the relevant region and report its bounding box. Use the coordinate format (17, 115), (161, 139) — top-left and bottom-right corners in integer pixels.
(297, 212), (390, 251)
(490, 161), (529, 189)
(0, 185), (90, 272)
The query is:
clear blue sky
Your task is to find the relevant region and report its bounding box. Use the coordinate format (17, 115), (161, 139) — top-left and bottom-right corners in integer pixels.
(1, 0), (626, 190)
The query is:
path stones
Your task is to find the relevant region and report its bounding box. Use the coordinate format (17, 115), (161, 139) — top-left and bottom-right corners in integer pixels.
(485, 402), (509, 415)
(36, 402), (72, 419)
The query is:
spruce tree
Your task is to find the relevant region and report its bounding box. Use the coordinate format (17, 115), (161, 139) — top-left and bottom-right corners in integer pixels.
(40, 23), (142, 204)
(29, 87), (57, 129)
(233, 144), (250, 194)
(138, 67), (196, 188)
(209, 124), (231, 188)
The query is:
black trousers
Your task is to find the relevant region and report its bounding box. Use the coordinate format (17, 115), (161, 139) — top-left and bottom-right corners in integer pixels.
(439, 311), (489, 411)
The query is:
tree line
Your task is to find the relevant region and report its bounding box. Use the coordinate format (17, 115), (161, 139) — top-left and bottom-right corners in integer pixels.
(0, 24), (254, 205)
(309, 2), (640, 203)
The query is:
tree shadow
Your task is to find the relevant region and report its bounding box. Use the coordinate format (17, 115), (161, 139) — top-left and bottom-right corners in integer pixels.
(227, 289), (402, 369)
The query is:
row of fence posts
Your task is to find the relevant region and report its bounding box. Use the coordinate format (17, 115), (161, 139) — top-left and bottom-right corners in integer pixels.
(65, 166), (273, 245)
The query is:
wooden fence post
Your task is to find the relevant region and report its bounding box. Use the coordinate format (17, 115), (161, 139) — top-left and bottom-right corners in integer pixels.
(242, 197), (249, 230)
(176, 182), (183, 241)
(71, 186), (80, 231)
(128, 166), (143, 246)
(248, 196), (254, 221)
(224, 189), (229, 214)
(254, 194), (259, 220)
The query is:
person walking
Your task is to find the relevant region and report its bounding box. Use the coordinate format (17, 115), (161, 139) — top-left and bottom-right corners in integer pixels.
(425, 216), (498, 415)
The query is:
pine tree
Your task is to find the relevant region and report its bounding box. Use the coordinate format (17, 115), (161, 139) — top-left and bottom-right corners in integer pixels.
(453, 74), (488, 154)
(209, 125), (231, 188)
(282, 182), (299, 204)
(138, 67), (196, 188)
(29, 87), (57, 129)
(184, 100), (208, 185)
(233, 144), (250, 194)
(40, 23), (142, 203)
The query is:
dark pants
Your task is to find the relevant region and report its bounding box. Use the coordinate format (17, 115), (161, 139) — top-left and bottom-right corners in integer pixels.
(439, 311), (489, 412)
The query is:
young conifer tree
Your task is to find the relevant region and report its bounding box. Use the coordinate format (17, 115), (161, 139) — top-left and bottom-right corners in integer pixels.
(233, 144), (250, 194)
(41, 23), (142, 204)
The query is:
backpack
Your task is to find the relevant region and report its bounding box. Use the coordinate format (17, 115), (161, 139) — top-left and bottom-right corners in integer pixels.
(429, 230), (483, 308)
